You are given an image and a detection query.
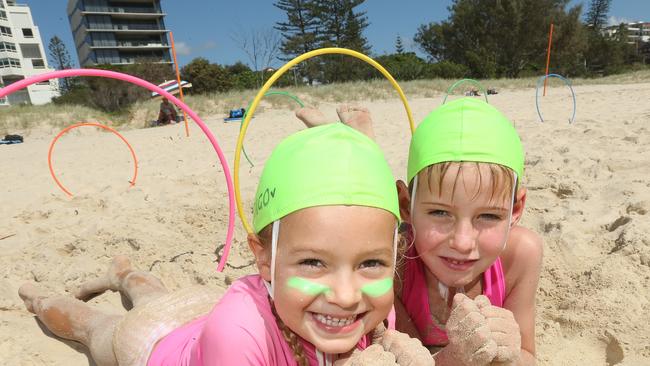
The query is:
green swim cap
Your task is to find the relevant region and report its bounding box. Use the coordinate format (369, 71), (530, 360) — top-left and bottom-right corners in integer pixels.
(253, 123), (399, 233)
(407, 98), (524, 183)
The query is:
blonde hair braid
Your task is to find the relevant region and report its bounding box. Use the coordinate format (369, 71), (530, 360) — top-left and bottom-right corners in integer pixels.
(270, 298), (308, 366)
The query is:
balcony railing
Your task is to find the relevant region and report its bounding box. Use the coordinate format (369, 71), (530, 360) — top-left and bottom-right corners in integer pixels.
(99, 57), (170, 65)
(89, 24), (164, 31)
(114, 24), (163, 31)
(92, 41), (168, 48)
(85, 6), (161, 14)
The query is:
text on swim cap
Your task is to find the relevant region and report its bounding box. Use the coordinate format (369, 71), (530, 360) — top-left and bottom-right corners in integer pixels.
(256, 187), (276, 212)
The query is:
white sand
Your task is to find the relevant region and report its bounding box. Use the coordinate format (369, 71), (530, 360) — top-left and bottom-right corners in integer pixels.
(1, 82), (649, 365)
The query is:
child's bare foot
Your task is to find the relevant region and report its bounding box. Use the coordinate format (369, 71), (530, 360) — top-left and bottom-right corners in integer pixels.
(18, 282), (48, 313)
(295, 107), (331, 128)
(75, 255), (133, 300)
(336, 105), (375, 140)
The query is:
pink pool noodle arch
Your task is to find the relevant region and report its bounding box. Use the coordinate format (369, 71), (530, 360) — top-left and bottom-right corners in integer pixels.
(0, 69), (235, 272)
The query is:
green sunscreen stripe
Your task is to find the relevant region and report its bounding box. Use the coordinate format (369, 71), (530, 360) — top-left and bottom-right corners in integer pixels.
(361, 278), (393, 297)
(287, 277), (331, 296)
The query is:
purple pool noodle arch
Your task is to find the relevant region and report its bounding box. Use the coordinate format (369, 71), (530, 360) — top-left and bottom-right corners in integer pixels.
(0, 69), (235, 272)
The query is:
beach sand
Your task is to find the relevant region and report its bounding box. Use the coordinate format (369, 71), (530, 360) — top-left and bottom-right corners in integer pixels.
(1, 81), (649, 365)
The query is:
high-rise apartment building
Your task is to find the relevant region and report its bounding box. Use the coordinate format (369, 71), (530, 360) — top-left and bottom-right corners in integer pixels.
(0, 0), (58, 106)
(67, 0), (172, 67)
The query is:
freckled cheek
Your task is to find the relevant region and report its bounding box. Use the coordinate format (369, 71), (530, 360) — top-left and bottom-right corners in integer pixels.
(375, 292), (394, 311)
(413, 225), (449, 253)
(275, 287), (318, 311)
(476, 230), (507, 256)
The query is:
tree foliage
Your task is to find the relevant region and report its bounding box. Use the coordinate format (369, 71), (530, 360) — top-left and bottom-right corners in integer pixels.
(274, 0), (370, 83)
(584, 0), (612, 30)
(274, 0), (320, 84)
(47, 36), (74, 93)
(52, 61), (174, 112)
(413, 0), (586, 78)
(395, 35), (404, 54)
(181, 58), (233, 94)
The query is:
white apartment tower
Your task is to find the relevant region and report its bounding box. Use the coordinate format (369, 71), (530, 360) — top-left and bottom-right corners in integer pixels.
(67, 0), (172, 67)
(0, 0), (58, 106)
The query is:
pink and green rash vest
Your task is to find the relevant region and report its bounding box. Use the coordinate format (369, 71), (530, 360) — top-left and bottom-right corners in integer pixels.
(400, 232), (506, 346)
(147, 274), (375, 366)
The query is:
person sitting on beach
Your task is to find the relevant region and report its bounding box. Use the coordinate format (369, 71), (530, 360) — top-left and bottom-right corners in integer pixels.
(18, 120), (433, 365)
(157, 98), (178, 125)
(296, 100), (542, 365)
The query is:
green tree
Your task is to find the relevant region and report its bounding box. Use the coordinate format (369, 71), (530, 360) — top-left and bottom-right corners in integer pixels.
(550, 5), (588, 77)
(47, 36), (74, 93)
(413, 0), (585, 78)
(581, 0), (634, 75)
(181, 58), (233, 94)
(395, 35), (404, 54)
(226, 62), (257, 90)
(274, 0), (320, 84)
(414, 22), (451, 62)
(584, 0), (612, 30)
(312, 0), (370, 82)
(374, 52), (428, 81)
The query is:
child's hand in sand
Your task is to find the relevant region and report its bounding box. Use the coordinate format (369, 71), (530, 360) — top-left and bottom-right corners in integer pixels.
(437, 293), (497, 366)
(334, 344), (398, 366)
(475, 295), (521, 365)
(380, 328), (434, 365)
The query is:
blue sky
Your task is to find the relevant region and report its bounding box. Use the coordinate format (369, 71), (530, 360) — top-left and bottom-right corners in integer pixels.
(24, 0), (650, 69)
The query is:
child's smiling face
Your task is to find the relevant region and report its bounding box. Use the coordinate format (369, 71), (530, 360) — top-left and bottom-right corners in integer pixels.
(408, 162), (518, 288)
(262, 205), (396, 354)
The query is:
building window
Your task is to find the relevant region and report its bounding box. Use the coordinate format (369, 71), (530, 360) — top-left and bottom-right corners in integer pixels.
(0, 57), (20, 68)
(19, 43), (41, 58)
(22, 28), (33, 38)
(0, 10), (7, 20)
(0, 26), (11, 36)
(0, 41), (16, 52)
(31, 58), (44, 68)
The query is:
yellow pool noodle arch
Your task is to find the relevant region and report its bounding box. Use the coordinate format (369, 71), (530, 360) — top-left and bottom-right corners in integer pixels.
(235, 47), (415, 234)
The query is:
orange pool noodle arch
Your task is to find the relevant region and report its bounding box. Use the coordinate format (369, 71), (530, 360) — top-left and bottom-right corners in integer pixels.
(48, 122), (138, 197)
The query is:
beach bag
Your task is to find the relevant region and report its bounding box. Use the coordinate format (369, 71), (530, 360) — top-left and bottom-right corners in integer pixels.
(3, 134), (23, 142)
(229, 108), (245, 119)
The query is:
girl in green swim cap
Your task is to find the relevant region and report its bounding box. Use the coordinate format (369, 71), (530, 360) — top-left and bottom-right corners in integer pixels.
(241, 122), (432, 365)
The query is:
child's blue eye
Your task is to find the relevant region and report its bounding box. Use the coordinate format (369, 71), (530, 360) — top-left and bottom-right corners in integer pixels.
(428, 210), (450, 217)
(299, 258), (324, 268)
(478, 213), (503, 221)
(360, 259), (387, 269)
